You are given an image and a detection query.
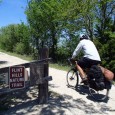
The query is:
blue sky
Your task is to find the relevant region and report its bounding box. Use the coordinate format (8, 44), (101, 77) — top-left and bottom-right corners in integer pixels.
(0, 0), (28, 28)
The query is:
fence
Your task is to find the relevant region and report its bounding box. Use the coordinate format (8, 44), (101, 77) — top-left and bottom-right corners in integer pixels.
(0, 48), (52, 104)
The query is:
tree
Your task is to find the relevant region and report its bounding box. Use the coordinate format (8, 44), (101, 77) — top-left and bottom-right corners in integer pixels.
(14, 23), (31, 54)
(94, 0), (115, 43)
(94, 0), (115, 72)
(26, 0), (97, 61)
(0, 25), (19, 52)
(0, 23), (31, 54)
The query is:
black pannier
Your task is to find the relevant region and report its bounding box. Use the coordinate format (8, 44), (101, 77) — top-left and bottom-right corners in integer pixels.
(88, 65), (105, 91)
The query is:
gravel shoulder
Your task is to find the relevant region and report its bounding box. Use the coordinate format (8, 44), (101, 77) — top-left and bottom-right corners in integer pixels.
(0, 52), (115, 115)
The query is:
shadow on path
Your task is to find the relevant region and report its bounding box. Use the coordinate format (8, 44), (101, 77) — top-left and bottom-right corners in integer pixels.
(68, 84), (110, 103)
(0, 87), (115, 115)
(0, 61), (8, 65)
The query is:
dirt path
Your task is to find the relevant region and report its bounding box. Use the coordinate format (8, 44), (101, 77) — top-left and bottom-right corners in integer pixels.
(49, 68), (115, 115)
(0, 52), (115, 115)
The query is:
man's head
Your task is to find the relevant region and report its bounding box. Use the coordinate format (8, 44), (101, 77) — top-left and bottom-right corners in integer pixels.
(79, 34), (89, 40)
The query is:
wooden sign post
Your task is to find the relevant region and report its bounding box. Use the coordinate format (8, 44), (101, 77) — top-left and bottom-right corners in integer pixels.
(38, 47), (49, 104)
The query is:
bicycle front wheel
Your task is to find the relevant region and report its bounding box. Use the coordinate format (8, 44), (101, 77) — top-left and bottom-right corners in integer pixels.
(66, 68), (79, 88)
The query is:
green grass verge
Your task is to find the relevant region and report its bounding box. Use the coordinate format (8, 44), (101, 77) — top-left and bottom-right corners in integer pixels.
(50, 63), (70, 71)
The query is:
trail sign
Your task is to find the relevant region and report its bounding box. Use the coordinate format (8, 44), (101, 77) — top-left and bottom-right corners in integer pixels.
(9, 66), (25, 89)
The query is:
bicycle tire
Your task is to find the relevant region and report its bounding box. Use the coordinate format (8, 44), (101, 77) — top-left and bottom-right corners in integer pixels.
(89, 86), (109, 101)
(66, 68), (79, 88)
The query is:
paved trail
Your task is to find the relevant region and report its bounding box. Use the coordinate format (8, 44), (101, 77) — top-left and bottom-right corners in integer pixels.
(0, 52), (115, 115)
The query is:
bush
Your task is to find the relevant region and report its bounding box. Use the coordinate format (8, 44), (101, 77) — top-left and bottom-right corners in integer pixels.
(14, 43), (25, 55)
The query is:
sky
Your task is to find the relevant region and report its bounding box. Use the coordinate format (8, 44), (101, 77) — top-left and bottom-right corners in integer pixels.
(0, 0), (28, 28)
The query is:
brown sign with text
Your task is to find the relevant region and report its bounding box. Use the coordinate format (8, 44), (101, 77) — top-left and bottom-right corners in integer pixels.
(9, 66), (25, 89)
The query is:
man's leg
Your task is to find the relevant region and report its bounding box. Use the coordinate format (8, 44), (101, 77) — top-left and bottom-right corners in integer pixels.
(75, 61), (87, 82)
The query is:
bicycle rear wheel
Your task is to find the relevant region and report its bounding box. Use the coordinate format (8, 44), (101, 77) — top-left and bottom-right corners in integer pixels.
(66, 68), (79, 88)
(89, 87), (109, 101)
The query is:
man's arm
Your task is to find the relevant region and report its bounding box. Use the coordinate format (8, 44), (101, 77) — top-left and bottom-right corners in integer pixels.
(72, 42), (82, 59)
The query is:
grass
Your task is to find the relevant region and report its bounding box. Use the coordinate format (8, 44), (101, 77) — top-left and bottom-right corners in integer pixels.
(0, 49), (70, 71)
(50, 63), (70, 71)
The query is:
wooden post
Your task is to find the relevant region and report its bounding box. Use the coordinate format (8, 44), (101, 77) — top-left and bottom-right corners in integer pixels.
(30, 62), (44, 86)
(38, 47), (49, 104)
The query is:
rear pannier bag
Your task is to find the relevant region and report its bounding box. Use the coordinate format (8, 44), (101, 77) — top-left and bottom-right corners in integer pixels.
(88, 65), (105, 91)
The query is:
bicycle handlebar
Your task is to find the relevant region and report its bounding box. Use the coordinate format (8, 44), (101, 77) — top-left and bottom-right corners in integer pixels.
(67, 58), (77, 66)
(68, 58), (73, 66)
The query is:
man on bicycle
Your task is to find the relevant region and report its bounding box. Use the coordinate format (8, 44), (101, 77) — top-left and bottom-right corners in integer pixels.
(71, 34), (101, 83)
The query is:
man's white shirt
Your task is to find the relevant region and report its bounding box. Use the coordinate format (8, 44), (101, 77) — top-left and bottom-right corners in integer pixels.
(72, 39), (101, 61)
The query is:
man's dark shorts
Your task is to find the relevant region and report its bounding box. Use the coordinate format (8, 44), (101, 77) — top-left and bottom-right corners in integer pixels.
(77, 57), (101, 69)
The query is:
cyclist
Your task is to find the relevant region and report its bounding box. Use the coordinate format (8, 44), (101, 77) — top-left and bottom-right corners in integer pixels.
(71, 34), (101, 83)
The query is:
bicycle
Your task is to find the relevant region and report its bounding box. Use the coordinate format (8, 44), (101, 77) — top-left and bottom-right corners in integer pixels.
(66, 58), (111, 101)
